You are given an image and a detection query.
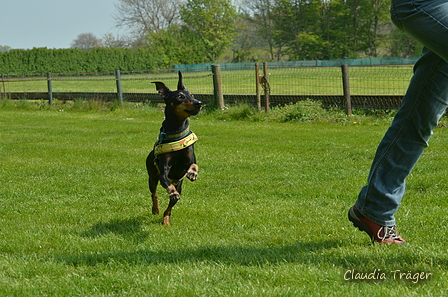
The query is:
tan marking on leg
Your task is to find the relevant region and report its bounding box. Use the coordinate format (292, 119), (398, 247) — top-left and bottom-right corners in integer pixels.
(166, 184), (179, 198)
(151, 193), (159, 215)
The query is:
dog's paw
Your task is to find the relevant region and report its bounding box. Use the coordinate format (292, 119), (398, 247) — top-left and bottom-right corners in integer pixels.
(186, 164), (198, 181)
(152, 206), (160, 215)
(169, 192), (180, 202)
(187, 170), (198, 181)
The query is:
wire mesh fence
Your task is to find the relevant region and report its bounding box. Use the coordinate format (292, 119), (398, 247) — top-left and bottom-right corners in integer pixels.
(0, 63), (415, 110)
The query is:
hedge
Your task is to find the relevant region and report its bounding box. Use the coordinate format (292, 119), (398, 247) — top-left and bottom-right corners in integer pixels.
(0, 47), (164, 74)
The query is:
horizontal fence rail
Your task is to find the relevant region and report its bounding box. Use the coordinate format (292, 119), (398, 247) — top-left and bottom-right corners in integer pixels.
(0, 60), (417, 111)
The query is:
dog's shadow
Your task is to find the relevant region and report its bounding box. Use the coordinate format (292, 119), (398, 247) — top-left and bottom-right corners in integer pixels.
(80, 216), (152, 243)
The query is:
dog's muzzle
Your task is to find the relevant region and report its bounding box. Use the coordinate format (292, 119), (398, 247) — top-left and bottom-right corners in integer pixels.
(190, 100), (203, 115)
(194, 100), (203, 109)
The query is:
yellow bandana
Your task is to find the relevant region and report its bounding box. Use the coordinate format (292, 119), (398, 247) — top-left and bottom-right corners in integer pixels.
(154, 132), (198, 158)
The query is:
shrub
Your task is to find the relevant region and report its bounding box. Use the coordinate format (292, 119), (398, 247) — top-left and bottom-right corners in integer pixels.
(214, 103), (262, 121)
(267, 100), (327, 122)
(205, 100), (338, 123)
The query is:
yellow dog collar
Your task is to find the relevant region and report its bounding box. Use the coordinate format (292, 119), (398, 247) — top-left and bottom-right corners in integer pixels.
(154, 132), (198, 158)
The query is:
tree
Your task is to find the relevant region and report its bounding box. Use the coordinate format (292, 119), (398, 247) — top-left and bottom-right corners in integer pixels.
(242, 0), (277, 60)
(386, 26), (422, 57)
(0, 45), (11, 53)
(101, 33), (133, 48)
(71, 33), (101, 50)
(110, 0), (420, 64)
(271, 0), (323, 60)
(343, 0), (389, 57)
(267, 0), (393, 60)
(114, 0), (183, 41)
(363, 0), (390, 57)
(230, 16), (265, 62)
(180, 0), (238, 62)
(147, 24), (208, 67)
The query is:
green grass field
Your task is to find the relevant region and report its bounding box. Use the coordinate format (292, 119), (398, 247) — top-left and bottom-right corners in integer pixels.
(1, 66), (414, 96)
(1, 103), (447, 296)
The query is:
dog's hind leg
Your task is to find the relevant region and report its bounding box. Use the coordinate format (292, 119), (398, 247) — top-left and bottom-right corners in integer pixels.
(149, 176), (160, 215)
(146, 152), (160, 215)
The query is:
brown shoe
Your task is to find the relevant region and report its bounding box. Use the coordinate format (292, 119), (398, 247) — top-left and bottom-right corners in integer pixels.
(348, 206), (406, 245)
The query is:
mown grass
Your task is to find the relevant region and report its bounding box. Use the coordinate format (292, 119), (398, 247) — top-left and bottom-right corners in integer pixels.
(1, 101), (447, 296)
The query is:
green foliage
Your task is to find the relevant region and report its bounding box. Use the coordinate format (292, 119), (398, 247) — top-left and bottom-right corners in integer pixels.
(265, 101), (397, 125)
(147, 25), (209, 67)
(0, 98), (124, 112)
(215, 101), (329, 123)
(180, 0), (238, 62)
(0, 47), (163, 74)
(0, 98), (47, 110)
(205, 100), (394, 125)
(293, 33), (329, 60)
(268, 100), (328, 122)
(268, 0), (391, 60)
(215, 103), (263, 121)
(387, 27), (423, 58)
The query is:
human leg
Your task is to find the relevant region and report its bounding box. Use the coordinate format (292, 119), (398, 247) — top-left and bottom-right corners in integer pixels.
(356, 49), (448, 226)
(391, 0), (448, 62)
(351, 0), (448, 242)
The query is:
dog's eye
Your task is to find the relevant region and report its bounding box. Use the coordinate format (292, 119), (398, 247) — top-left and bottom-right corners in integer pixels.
(177, 94), (185, 100)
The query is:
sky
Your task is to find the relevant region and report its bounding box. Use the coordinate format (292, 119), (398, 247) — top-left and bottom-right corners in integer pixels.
(2, 0), (121, 49)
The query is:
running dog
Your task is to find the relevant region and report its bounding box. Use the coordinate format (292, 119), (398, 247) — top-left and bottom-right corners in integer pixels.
(146, 72), (202, 225)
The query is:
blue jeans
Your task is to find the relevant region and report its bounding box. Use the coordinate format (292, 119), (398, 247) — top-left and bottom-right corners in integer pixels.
(355, 0), (448, 226)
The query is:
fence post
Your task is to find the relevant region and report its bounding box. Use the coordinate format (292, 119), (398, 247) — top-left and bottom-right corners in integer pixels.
(0, 74), (4, 100)
(212, 64), (224, 110)
(263, 62), (270, 112)
(47, 72), (53, 105)
(341, 64), (352, 116)
(255, 63), (261, 110)
(115, 70), (124, 106)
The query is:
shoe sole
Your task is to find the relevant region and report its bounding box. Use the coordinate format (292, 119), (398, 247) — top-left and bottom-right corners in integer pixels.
(348, 207), (375, 244)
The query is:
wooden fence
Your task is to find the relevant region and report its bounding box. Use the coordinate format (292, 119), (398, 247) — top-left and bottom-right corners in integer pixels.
(1, 63), (413, 114)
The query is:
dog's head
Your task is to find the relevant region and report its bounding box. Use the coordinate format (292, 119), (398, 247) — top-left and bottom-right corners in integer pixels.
(152, 72), (202, 121)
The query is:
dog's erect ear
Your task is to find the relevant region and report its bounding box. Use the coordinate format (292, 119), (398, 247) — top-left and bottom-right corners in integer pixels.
(152, 81), (170, 99)
(177, 71), (188, 91)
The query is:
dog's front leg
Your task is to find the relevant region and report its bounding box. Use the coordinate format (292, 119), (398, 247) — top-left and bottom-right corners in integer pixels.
(186, 163), (199, 181)
(159, 173), (180, 226)
(163, 183), (179, 226)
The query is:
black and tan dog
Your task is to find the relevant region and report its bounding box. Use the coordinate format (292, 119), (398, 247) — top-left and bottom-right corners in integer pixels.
(146, 72), (202, 225)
